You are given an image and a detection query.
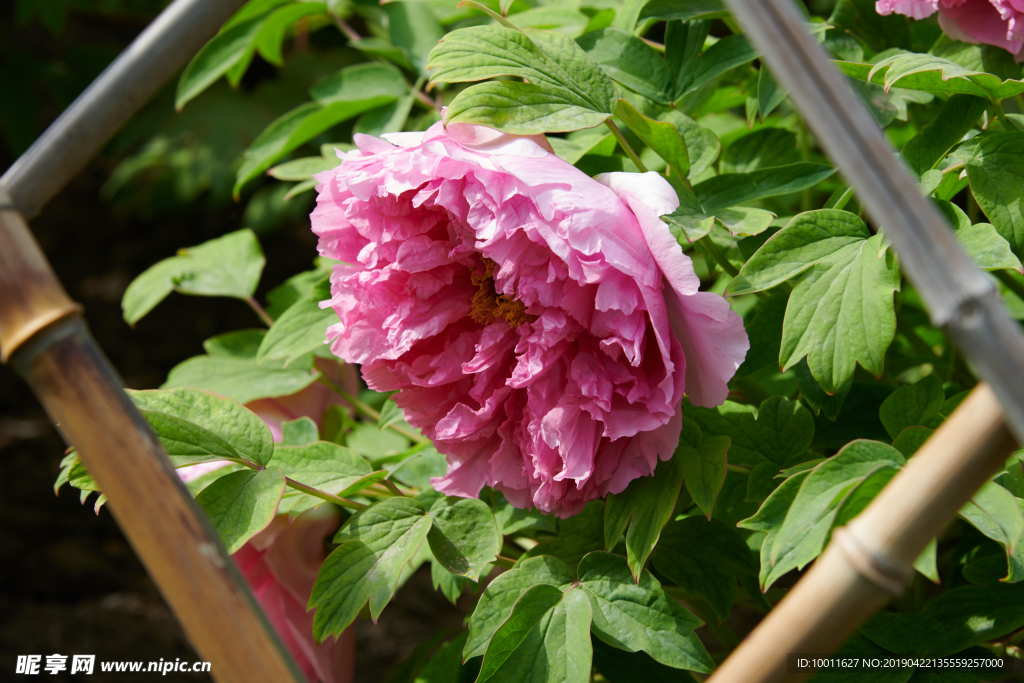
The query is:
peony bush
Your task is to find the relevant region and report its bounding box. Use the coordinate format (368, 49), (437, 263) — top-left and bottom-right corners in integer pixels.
(56, 0), (1024, 681)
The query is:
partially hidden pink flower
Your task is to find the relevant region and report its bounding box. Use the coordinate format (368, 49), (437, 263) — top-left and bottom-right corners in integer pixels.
(311, 121), (749, 517)
(877, 0), (1024, 59)
(177, 381), (354, 683)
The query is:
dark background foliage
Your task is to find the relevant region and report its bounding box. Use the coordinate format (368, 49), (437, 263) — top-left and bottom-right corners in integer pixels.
(0, 2), (463, 679)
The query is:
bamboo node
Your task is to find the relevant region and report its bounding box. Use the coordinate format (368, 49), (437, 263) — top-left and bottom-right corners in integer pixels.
(832, 527), (911, 596)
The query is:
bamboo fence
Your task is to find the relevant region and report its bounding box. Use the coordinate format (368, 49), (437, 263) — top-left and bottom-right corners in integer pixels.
(709, 1), (1024, 681)
(0, 0), (304, 680)
(1, 0), (1023, 681)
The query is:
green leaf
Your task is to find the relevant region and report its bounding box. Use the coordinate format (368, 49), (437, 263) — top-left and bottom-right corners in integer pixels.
(281, 417), (319, 446)
(727, 210), (872, 295)
(651, 516), (757, 625)
(442, 81), (613, 135)
(384, 1), (444, 75)
(273, 441), (380, 497)
(771, 440), (905, 566)
(488, 490), (556, 536)
(684, 397), (815, 468)
(311, 497), (431, 641)
(664, 110), (719, 178)
(959, 481), (1024, 558)
(428, 25), (616, 133)
(122, 229), (265, 324)
(638, 0), (727, 23)
(694, 163), (835, 214)
(378, 399), (404, 431)
(966, 132), (1024, 260)
(836, 54), (1024, 101)
(196, 468), (286, 553)
(736, 289), (788, 377)
(779, 232), (899, 393)
(524, 500), (605, 573)
(549, 129), (615, 165)
(414, 631), (473, 683)
(680, 435), (729, 519)
(578, 28), (673, 104)
(430, 562), (469, 606)
(676, 34), (759, 100)
(924, 581), (1024, 653)
(661, 181), (714, 244)
(268, 156), (336, 181)
(176, 18), (264, 110)
(901, 94), (987, 178)
(477, 584), (592, 683)
(738, 470), (814, 590)
(720, 128), (799, 174)
(257, 278), (334, 367)
(935, 199), (1024, 272)
(129, 387), (275, 467)
(426, 496), (501, 581)
(614, 99), (689, 175)
(891, 426), (934, 458)
(578, 552), (713, 673)
(757, 67), (788, 120)
(163, 330), (320, 405)
(309, 62), (408, 105)
(603, 449), (686, 580)
(254, 2), (328, 66)
(464, 555), (574, 661)
(879, 375), (945, 440)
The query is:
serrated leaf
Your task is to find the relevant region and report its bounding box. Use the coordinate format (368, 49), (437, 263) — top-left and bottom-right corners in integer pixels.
(310, 497), (431, 640)
(603, 450), (686, 580)
(651, 516), (757, 624)
(477, 584), (592, 683)
(836, 56), (1024, 101)
(176, 18), (264, 110)
(779, 233), (899, 393)
(695, 163), (835, 214)
(426, 496), (501, 581)
(684, 397), (815, 468)
(578, 28), (673, 104)
(196, 468), (286, 553)
(578, 552), (713, 673)
(464, 555), (574, 660)
(966, 132), (1024, 260)
(129, 387), (275, 467)
(879, 374), (945, 440)
(680, 435), (729, 519)
(770, 440), (905, 565)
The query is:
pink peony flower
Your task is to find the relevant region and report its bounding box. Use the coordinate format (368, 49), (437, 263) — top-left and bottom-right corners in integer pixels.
(311, 121), (749, 517)
(877, 0), (1024, 59)
(177, 381), (354, 683)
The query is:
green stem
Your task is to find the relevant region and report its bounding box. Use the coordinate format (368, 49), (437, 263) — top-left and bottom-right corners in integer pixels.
(318, 377), (428, 444)
(798, 124), (813, 212)
(727, 464), (752, 474)
(383, 479), (406, 497)
(698, 236), (739, 277)
(897, 318), (941, 361)
(284, 476), (366, 510)
(995, 269), (1024, 303)
(246, 297), (274, 327)
(606, 120), (648, 173)
(992, 101), (1020, 131)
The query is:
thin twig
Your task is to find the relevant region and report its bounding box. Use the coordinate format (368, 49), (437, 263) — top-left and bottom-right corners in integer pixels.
(383, 479), (406, 497)
(331, 15), (360, 42)
(317, 376), (429, 444)
(699, 236), (740, 277)
(245, 297), (274, 327)
(284, 476), (366, 510)
(606, 120), (648, 173)
(726, 463), (752, 474)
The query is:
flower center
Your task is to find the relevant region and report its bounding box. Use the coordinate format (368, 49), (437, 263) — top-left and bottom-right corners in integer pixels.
(469, 258), (535, 328)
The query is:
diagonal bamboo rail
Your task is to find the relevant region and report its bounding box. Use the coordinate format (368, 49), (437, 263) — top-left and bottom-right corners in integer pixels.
(0, 0), (304, 680)
(709, 1), (1024, 681)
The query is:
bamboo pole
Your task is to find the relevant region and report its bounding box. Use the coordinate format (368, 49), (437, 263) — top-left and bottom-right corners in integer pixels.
(708, 385), (1015, 683)
(1, 206), (303, 681)
(0, 0), (247, 219)
(707, 1), (1024, 681)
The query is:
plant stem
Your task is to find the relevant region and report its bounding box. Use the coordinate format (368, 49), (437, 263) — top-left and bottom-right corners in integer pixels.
(995, 269), (1024, 303)
(331, 16), (360, 42)
(317, 377), (429, 444)
(284, 476), (366, 510)
(383, 479), (406, 497)
(606, 120), (648, 173)
(245, 297), (274, 327)
(992, 101), (1021, 131)
(798, 123), (813, 212)
(699, 236), (739, 277)
(727, 464), (752, 474)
